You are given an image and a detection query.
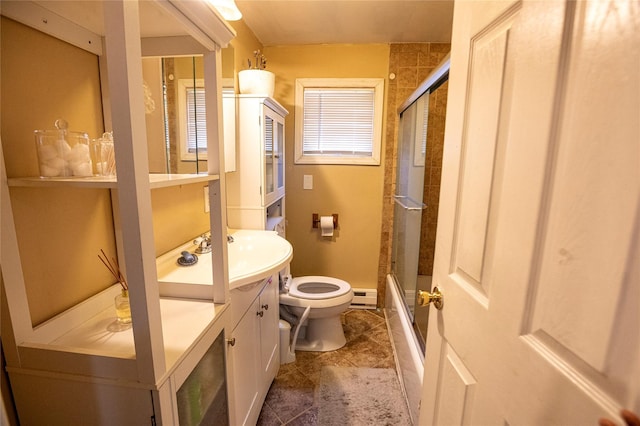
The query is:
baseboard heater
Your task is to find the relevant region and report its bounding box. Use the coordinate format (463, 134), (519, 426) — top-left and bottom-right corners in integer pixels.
(350, 288), (377, 310)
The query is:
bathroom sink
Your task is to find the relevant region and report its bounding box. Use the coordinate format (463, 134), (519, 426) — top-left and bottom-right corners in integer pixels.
(226, 229), (293, 287)
(156, 229), (293, 290)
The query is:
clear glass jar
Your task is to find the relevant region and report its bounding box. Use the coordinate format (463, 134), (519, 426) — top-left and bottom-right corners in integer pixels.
(114, 289), (132, 324)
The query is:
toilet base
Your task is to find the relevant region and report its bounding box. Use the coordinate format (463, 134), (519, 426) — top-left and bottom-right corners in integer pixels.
(294, 315), (347, 352)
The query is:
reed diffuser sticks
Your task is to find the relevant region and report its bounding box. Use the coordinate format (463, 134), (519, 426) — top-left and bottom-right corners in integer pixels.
(98, 249), (128, 291)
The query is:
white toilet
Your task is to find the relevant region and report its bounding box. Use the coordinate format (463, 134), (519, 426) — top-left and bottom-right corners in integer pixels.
(279, 275), (354, 352)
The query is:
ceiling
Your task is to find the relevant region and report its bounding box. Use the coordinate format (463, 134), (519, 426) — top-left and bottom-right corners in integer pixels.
(234, 1), (454, 46)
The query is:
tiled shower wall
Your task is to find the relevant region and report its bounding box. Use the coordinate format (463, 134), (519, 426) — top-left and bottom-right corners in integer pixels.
(377, 43), (451, 307)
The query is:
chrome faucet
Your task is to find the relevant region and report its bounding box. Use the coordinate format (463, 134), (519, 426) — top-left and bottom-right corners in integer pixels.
(194, 233), (212, 254)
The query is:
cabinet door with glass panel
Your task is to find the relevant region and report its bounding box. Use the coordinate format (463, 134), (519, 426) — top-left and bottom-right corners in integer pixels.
(263, 103), (285, 206)
(228, 96), (288, 230)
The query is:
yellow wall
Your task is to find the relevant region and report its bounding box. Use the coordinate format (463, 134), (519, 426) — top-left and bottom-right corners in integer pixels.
(227, 19), (390, 290)
(229, 20), (263, 81)
(265, 44), (390, 290)
(1, 17), (104, 178)
(1, 18), (209, 324)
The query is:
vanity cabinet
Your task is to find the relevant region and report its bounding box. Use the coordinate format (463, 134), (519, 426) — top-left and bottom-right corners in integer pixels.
(226, 96), (288, 231)
(228, 274), (280, 425)
(0, 1), (234, 424)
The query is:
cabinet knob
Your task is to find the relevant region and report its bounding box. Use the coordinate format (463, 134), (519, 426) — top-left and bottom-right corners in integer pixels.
(226, 337), (236, 346)
(261, 304), (269, 310)
(257, 311), (264, 317)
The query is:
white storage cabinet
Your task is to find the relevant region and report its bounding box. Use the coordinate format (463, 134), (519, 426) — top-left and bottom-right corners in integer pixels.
(227, 96), (288, 230)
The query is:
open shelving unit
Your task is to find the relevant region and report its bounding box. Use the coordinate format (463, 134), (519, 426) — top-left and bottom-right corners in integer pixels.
(0, 1), (235, 423)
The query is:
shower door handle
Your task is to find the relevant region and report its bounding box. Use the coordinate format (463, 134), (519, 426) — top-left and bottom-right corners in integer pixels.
(393, 195), (427, 211)
(417, 287), (443, 310)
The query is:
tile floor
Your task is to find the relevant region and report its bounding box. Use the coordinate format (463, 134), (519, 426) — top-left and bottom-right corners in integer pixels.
(256, 309), (397, 425)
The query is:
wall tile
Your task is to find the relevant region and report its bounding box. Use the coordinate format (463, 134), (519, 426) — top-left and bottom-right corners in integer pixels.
(398, 51), (419, 68)
(378, 42), (450, 306)
(396, 67), (418, 88)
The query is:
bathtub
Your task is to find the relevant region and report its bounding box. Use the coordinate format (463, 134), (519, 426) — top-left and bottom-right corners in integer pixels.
(384, 274), (424, 424)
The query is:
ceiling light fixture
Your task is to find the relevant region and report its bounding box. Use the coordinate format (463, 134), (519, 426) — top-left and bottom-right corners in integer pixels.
(208, 0), (242, 21)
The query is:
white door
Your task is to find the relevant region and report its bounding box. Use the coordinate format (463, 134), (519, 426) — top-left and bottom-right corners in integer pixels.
(420, 0), (639, 424)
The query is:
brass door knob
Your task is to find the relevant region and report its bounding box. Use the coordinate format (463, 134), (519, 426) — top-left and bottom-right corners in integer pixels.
(226, 337), (236, 346)
(417, 287), (443, 310)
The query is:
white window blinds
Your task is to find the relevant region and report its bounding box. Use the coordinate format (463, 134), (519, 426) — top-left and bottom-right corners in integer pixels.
(302, 88), (375, 156)
(186, 87), (207, 153)
(295, 78), (383, 165)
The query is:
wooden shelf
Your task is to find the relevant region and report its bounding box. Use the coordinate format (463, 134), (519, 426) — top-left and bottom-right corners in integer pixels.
(7, 173), (220, 189)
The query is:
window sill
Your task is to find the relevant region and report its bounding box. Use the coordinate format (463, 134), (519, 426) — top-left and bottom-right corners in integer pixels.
(294, 155), (380, 166)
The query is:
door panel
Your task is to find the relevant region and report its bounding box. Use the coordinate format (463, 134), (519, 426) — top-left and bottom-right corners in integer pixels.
(452, 10), (517, 301)
(525, 0), (638, 373)
(421, 0), (639, 424)
(433, 343), (477, 426)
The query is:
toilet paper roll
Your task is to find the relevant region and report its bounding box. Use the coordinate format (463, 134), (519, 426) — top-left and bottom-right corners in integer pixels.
(320, 215), (334, 237)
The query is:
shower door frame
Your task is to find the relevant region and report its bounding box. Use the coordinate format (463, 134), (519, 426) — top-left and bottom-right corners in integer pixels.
(390, 56), (450, 353)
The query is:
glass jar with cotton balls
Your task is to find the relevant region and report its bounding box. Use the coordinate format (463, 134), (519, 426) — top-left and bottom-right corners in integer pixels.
(34, 118), (92, 178)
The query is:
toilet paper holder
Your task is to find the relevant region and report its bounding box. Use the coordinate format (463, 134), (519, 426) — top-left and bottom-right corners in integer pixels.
(312, 213), (338, 229)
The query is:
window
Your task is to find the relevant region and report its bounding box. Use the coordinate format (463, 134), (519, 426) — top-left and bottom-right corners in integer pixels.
(178, 78), (207, 161)
(178, 79), (235, 162)
(294, 78), (384, 165)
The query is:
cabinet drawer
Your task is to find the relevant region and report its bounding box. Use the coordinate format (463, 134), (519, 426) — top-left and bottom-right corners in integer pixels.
(230, 276), (272, 327)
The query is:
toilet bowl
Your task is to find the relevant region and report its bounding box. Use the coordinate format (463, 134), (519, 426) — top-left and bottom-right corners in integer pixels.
(279, 276), (354, 352)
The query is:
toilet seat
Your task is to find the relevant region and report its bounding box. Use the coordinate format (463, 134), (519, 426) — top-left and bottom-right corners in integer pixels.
(289, 276), (351, 300)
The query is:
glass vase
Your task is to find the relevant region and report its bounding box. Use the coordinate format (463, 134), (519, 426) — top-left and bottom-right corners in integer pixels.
(114, 289), (132, 324)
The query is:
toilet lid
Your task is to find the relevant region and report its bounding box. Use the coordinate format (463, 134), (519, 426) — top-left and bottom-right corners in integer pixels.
(289, 276), (351, 300)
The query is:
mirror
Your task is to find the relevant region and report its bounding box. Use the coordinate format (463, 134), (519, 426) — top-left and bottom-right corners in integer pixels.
(143, 46), (235, 174)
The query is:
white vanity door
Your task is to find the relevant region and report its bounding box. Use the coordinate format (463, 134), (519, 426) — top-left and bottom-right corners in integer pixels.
(259, 275), (280, 383)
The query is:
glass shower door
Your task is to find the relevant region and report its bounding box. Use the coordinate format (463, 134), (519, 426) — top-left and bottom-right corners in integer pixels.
(391, 93), (429, 320)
